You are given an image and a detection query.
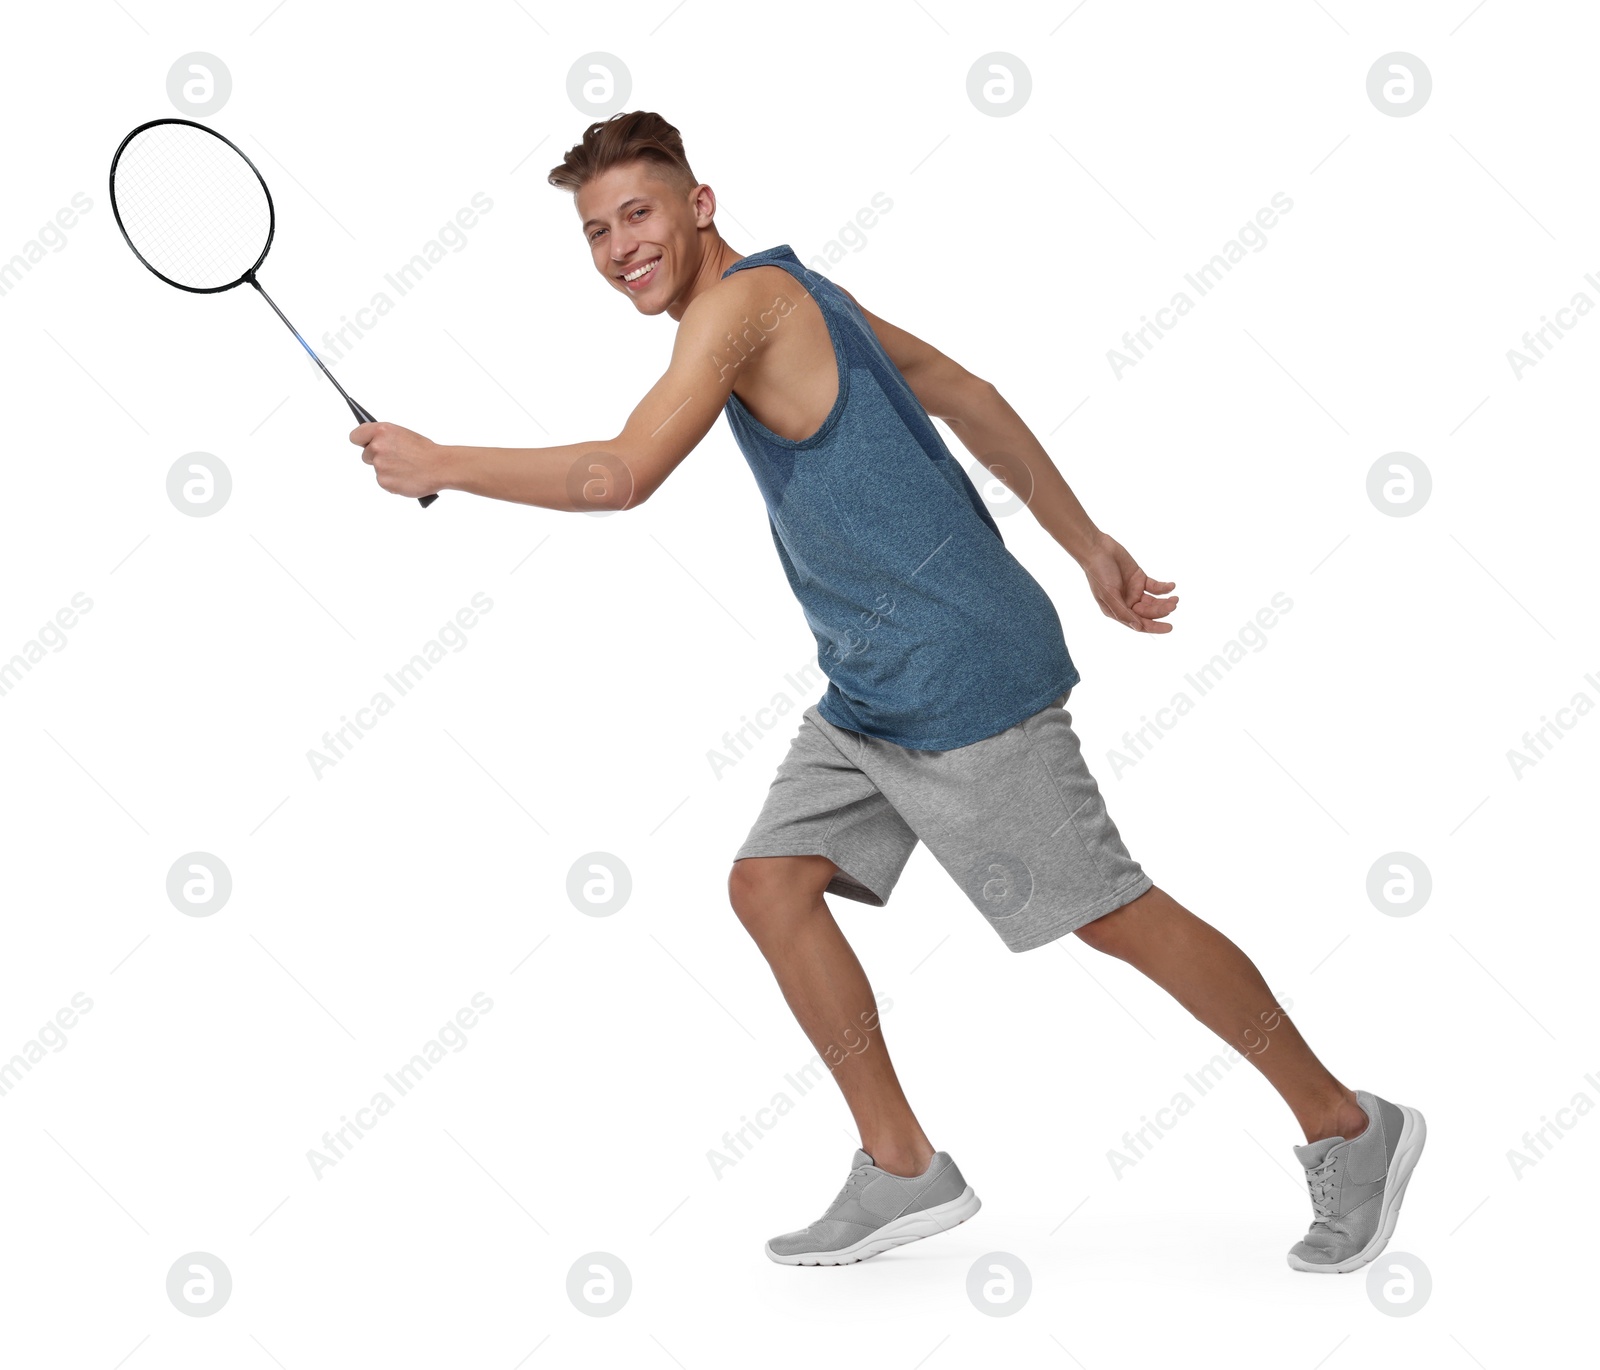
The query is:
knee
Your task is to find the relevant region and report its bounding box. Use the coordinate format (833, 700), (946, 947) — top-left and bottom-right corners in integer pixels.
(1075, 901), (1139, 959)
(727, 856), (834, 939)
(726, 859), (769, 925)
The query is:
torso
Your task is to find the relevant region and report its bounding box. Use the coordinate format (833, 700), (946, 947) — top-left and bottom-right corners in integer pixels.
(719, 265), (840, 442)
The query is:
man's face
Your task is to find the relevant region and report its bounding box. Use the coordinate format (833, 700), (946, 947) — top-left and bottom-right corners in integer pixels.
(577, 160), (703, 317)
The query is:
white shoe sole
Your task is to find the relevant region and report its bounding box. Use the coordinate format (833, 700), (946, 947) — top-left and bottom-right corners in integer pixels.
(1287, 1103), (1427, 1274)
(765, 1186), (982, 1266)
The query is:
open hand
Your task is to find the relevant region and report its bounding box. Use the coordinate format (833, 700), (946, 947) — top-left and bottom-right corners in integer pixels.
(1078, 532), (1178, 633)
(349, 421), (447, 499)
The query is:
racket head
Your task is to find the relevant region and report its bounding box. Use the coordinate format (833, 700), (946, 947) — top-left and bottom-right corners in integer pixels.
(109, 117), (275, 294)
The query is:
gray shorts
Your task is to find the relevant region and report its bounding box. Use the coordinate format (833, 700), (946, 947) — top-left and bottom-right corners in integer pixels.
(732, 690), (1153, 953)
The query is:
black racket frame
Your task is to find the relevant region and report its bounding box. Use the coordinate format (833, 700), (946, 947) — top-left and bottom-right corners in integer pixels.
(110, 116), (436, 508)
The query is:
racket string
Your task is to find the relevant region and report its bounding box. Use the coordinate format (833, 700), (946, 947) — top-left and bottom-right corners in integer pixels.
(113, 124), (272, 289)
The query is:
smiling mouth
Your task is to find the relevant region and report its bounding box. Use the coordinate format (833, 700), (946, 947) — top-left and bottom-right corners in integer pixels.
(620, 257), (660, 286)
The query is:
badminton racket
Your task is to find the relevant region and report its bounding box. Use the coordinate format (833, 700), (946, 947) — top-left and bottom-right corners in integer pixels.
(109, 116), (437, 508)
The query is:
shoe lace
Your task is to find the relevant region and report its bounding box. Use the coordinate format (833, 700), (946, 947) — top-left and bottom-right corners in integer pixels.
(826, 1162), (874, 1211)
(1306, 1154), (1340, 1223)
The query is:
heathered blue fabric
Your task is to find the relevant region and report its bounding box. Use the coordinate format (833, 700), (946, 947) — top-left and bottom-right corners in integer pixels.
(719, 245), (1079, 751)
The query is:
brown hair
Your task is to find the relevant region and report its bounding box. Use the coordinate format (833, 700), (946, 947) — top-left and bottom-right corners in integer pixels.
(547, 111), (698, 196)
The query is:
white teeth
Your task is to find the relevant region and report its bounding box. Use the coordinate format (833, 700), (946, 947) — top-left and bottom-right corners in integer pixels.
(624, 258), (658, 282)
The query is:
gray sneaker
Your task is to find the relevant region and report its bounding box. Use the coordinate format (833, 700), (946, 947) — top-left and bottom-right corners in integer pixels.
(765, 1148), (981, 1266)
(1288, 1089), (1426, 1273)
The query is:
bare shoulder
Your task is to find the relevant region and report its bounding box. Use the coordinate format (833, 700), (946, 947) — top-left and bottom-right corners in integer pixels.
(678, 264), (786, 335)
(711, 262), (803, 313)
(677, 266), (811, 371)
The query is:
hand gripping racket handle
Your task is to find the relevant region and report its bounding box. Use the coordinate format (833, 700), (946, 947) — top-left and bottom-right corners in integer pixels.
(346, 395), (438, 508)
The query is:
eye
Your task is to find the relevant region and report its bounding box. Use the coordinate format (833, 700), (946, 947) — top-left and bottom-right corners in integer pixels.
(589, 227), (607, 242)
(631, 207), (648, 220)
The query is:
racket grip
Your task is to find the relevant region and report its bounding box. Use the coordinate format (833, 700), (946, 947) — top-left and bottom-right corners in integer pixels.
(348, 396), (437, 509)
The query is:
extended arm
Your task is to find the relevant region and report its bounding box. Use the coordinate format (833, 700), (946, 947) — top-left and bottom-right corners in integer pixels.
(350, 284), (751, 510)
(843, 289), (1178, 634)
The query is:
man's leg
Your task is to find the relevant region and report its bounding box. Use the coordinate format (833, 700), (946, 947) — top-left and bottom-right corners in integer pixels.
(728, 854), (936, 1177)
(1074, 883), (1368, 1144)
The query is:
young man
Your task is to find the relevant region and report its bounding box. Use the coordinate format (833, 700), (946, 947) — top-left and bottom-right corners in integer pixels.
(351, 111), (1425, 1274)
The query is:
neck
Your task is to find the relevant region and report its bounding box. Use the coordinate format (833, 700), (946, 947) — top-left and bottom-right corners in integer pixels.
(668, 233), (744, 320)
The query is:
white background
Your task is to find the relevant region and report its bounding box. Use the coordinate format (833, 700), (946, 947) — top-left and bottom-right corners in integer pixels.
(1, 0), (1593, 1365)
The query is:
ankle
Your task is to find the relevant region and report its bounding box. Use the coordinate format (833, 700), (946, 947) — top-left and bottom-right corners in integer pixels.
(863, 1139), (936, 1177)
(1302, 1088), (1367, 1144)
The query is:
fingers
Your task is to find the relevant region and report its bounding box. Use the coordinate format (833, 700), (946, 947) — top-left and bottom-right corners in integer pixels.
(1134, 570), (1178, 624)
(1098, 584), (1145, 628)
(1106, 590), (1178, 633)
(353, 421), (392, 467)
(1135, 592), (1180, 619)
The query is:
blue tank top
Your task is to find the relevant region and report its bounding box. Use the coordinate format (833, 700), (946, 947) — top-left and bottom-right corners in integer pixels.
(720, 245), (1079, 750)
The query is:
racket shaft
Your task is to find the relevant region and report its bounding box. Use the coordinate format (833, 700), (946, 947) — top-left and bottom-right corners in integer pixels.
(248, 274), (435, 508)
